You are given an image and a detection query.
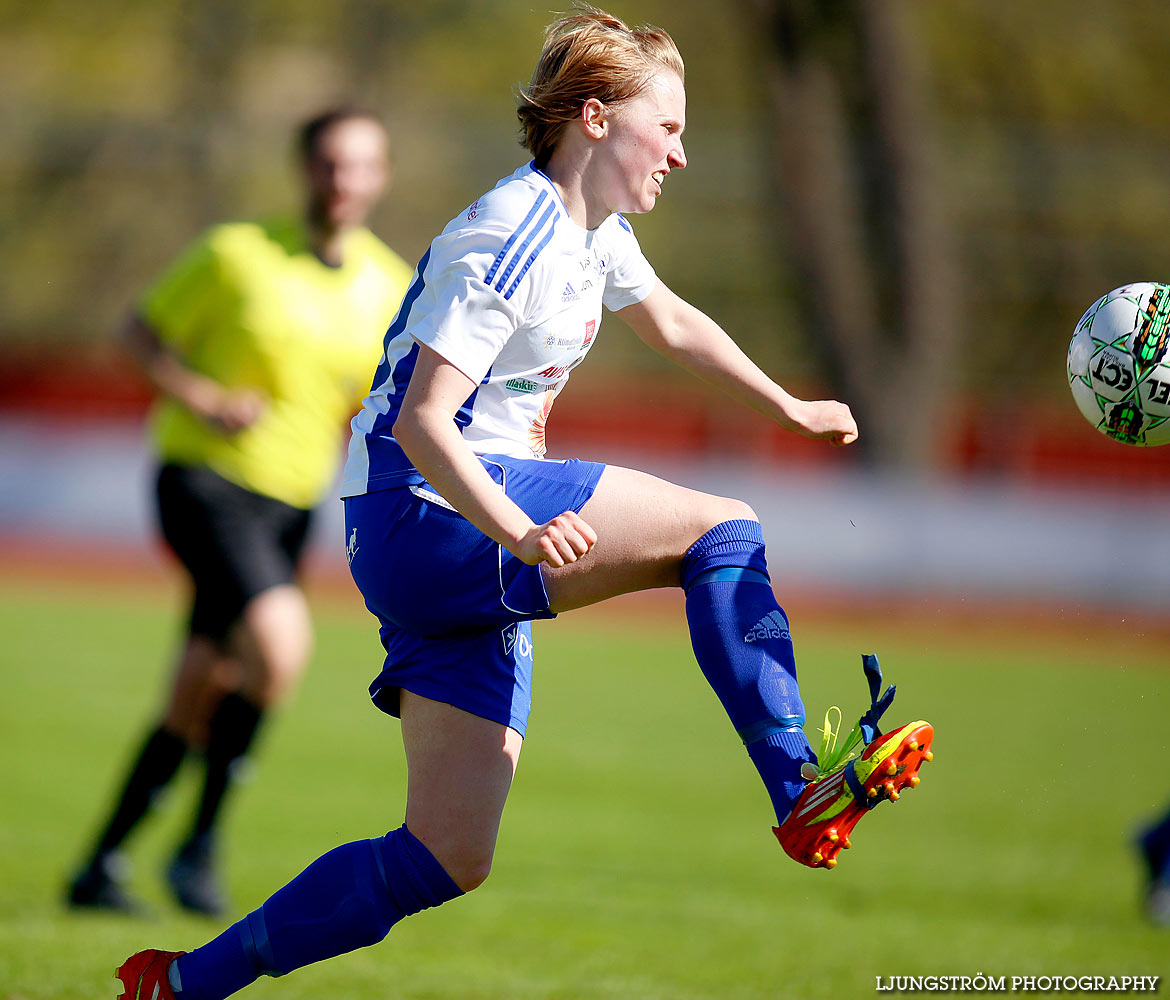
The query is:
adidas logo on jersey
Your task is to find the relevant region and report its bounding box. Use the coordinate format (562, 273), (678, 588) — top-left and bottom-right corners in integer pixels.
(744, 610), (790, 643)
(562, 282), (579, 302)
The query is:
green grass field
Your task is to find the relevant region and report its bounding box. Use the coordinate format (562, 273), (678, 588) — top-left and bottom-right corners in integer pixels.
(1, 572), (1167, 999)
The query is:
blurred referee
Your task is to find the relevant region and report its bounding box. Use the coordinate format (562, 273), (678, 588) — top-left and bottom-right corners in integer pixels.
(67, 108), (413, 916)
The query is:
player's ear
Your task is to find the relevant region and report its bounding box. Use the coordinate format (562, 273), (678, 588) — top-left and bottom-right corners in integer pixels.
(581, 99), (608, 139)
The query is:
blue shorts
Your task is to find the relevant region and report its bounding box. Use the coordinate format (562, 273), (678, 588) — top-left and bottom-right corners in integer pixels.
(343, 454), (606, 737)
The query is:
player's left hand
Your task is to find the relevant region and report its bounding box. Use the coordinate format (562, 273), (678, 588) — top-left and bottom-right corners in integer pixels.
(789, 399), (858, 447)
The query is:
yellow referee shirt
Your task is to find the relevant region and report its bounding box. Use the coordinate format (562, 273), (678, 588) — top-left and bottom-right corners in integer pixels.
(140, 215), (413, 509)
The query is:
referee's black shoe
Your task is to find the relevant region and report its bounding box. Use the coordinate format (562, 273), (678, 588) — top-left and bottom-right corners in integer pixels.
(67, 851), (145, 915)
(166, 833), (227, 917)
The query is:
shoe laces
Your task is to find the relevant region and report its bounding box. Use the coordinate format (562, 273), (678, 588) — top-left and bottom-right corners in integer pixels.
(808, 653), (896, 781)
(812, 706), (865, 780)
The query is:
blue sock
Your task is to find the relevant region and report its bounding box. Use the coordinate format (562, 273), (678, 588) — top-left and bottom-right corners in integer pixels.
(173, 826), (462, 1000)
(681, 520), (815, 826)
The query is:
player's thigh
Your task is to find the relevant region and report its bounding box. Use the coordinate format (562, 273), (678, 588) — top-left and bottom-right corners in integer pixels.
(400, 690), (522, 891)
(542, 463), (757, 613)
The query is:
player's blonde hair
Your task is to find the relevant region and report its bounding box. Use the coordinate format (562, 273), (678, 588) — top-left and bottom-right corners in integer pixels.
(518, 5), (685, 167)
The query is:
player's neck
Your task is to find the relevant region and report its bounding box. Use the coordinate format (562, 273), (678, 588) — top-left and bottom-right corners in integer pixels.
(539, 150), (608, 231)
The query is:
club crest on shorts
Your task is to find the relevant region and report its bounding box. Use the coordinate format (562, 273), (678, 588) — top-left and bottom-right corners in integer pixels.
(501, 623), (533, 659)
(346, 527), (359, 564)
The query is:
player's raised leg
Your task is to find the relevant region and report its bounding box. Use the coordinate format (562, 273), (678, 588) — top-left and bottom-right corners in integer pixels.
(544, 465), (933, 867)
(544, 465), (816, 831)
(116, 691), (516, 1000)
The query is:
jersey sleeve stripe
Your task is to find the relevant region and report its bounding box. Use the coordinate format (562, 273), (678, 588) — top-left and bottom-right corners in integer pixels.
(494, 202), (557, 296)
(504, 216), (558, 301)
(483, 191), (548, 287)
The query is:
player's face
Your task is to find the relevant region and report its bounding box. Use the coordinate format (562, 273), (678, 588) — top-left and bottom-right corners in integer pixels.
(304, 118), (389, 231)
(598, 69), (687, 216)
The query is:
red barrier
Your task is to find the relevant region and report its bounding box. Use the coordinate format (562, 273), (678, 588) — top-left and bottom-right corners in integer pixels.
(3, 352), (1167, 488)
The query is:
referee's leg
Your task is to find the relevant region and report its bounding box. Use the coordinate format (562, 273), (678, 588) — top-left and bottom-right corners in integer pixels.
(231, 583), (313, 707)
(165, 584), (313, 915)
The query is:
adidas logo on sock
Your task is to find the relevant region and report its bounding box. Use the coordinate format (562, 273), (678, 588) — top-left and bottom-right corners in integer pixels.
(744, 610), (790, 643)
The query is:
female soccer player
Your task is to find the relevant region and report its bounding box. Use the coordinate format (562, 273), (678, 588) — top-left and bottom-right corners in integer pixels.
(117, 9), (933, 997)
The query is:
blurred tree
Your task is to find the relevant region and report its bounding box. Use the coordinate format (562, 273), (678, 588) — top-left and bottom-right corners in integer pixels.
(5, 0), (1170, 440)
(173, 0), (253, 223)
(748, 0), (958, 469)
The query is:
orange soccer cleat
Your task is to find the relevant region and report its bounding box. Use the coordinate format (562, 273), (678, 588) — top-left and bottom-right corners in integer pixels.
(774, 719), (934, 869)
(115, 949), (185, 1000)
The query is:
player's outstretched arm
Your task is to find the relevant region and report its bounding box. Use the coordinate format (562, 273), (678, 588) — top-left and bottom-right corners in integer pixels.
(616, 281), (858, 447)
(393, 344), (597, 567)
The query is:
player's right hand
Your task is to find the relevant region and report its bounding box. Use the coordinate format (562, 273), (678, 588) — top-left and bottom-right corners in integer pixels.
(516, 511), (597, 567)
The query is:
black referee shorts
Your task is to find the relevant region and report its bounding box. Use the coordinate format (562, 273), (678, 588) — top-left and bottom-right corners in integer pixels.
(155, 464), (313, 642)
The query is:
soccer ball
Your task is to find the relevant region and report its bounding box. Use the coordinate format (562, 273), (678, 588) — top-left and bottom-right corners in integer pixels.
(1067, 282), (1170, 446)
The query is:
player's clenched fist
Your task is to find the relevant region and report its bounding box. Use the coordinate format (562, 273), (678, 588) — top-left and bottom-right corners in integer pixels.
(516, 511), (598, 567)
(791, 399), (859, 447)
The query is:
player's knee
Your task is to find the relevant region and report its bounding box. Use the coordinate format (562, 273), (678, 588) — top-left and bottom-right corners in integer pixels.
(720, 497), (758, 525)
(688, 496), (759, 546)
(693, 495), (756, 532)
(403, 823), (497, 893)
(441, 850), (494, 893)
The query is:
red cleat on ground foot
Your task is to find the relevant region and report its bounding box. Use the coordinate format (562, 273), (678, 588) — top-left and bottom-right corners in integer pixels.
(115, 949), (185, 1000)
(774, 720), (934, 869)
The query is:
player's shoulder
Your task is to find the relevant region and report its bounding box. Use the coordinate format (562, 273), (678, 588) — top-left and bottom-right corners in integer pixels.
(441, 163), (568, 246)
(606, 212), (636, 236)
(596, 210), (640, 249)
(428, 164), (580, 303)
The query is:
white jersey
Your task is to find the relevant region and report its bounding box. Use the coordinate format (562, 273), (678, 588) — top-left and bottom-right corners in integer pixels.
(341, 162), (657, 496)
